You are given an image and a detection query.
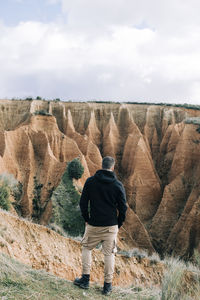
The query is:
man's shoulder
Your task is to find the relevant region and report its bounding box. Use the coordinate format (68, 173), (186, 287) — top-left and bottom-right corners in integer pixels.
(115, 178), (123, 185)
(85, 176), (95, 184)
(114, 179), (125, 190)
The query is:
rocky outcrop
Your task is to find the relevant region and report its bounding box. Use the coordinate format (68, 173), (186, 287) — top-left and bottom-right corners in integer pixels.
(0, 100), (200, 257)
(150, 124), (200, 257)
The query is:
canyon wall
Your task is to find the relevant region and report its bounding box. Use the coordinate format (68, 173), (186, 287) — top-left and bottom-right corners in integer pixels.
(0, 100), (200, 258)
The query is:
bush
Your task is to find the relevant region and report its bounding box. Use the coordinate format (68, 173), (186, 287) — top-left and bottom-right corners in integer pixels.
(12, 181), (23, 215)
(50, 159), (85, 236)
(34, 110), (52, 116)
(31, 177), (55, 223)
(0, 184), (10, 211)
(67, 158), (84, 180)
(0, 173), (20, 211)
(32, 177), (44, 222)
(0, 173), (23, 214)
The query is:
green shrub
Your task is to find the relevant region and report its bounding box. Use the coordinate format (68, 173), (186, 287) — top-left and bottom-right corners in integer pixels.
(11, 181), (23, 215)
(36, 96), (42, 100)
(0, 173), (21, 211)
(31, 177), (55, 223)
(34, 110), (52, 116)
(0, 184), (10, 211)
(67, 158), (84, 180)
(32, 177), (43, 222)
(50, 159), (85, 237)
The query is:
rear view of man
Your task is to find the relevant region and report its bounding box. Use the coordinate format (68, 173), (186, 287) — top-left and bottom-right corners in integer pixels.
(73, 156), (127, 295)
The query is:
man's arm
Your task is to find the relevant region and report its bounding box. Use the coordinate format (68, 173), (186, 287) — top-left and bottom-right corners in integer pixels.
(79, 180), (90, 223)
(117, 183), (127, 228)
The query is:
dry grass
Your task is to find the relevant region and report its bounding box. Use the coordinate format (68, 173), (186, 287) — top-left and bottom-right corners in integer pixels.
(1, 246), (200, 300)
(161, 256), (200, 300)
(0, 253), (160, 300)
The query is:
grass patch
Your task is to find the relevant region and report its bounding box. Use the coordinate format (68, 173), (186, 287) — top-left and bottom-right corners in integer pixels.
(0, 253), (161, 300)
(118, 248), (161, 265)
(161, 259), (186, 300)
(1, 251), (200, 299)
(161, 256), (200, 300)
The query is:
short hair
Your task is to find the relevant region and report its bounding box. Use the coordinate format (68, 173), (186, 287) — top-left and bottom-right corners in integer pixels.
(102, 156), (115, 170)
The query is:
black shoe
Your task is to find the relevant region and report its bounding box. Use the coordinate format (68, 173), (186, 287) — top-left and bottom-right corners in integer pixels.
(102, 282), (112, 295)
(73, 274), (90, 289)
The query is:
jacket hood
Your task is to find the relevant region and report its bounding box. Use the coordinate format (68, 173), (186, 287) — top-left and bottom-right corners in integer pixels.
(94, 169), (117, 183)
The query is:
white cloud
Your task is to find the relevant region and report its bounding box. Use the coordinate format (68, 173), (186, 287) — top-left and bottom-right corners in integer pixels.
(0, 0), (200, 103)
(46, 0), (61, 5)
(60, 0), (200, 36)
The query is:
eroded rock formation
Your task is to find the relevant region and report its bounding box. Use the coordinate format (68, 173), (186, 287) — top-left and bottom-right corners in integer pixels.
(0, 99), (200, 258)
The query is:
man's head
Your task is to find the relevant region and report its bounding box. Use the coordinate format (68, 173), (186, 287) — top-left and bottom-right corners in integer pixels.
(102, 156), (115, 171)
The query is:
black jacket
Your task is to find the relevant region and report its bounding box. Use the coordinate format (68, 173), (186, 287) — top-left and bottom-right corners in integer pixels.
(80, 169), (127, 227)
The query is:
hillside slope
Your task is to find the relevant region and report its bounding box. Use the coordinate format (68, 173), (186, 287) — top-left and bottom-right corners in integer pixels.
(0, 210), (164, 288)
(0, 252), (162, 300)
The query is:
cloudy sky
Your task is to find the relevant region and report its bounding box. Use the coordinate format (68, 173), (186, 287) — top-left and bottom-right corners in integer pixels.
(0, 0), (200, 104)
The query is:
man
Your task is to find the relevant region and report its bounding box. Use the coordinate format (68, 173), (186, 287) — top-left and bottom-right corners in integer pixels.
(73, 156), (127, 295)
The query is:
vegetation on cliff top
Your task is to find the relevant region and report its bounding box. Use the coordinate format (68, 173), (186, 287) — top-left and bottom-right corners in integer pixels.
(184, 117), (200, 133)
(5, 97), (200, 111)
(33, 109), (52, 116)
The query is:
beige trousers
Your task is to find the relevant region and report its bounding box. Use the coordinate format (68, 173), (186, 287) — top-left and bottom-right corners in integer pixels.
(81, 224), (118, 283)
